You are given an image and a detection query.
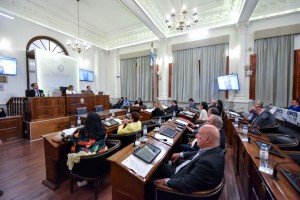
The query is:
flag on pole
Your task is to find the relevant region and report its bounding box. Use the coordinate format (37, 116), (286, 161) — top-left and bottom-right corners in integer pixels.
(150, 42), (155, 66)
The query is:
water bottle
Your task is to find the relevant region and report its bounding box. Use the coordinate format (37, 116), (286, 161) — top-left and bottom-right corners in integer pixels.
(234, 116), (239, 127)
(112, 110), (115, 118)
(173, 111), (176, 117)
(77, 116), (81, 127)
(158, 117), (162, 126)
(260, 143), (269, 168)
(242, 125), (248, 141)
(143, 125), (147, 136)
(128, 108), (130, 113)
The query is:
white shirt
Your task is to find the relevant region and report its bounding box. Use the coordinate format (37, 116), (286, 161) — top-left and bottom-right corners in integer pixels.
(66, 89), (74, 94)
(199, 109), (208, 121)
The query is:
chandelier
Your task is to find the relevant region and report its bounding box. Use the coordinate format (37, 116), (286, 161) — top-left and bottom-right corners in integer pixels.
(67, 0), (90, 54)
(165, 0), (198, 32)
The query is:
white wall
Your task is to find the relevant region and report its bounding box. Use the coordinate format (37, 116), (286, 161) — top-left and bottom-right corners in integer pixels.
(1, 12), (300, 108)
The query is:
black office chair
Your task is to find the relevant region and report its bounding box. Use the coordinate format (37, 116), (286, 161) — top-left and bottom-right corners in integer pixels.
(70, 139), (121, 200)
(156, 177), (225, 200)
(258, 123), (280, 133)
(152, 113), (173, 121)
(95, 105), (104, 112)
(108, 130), (141, 149)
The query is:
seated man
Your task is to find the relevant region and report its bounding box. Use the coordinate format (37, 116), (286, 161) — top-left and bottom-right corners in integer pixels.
(83, 85), (94, 94)
(0, 108), (6, 118)
(26, 83), (44, 97)
(165, 100), (178, 114)
(181, 114), (226, 152)
(288, 99), (300, 112)
(134, 98), (143, 106)
(188, 98), (197, 110)
(154, 125), (224, 194)
(117, 112), (142, 134)
(208, 100), (217, 108)
(113, 97), (124, 109)
(121, 97), (130, 108)
(251, 103), (276, 127)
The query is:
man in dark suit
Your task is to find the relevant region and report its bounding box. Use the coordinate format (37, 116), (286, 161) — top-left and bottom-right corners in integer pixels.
(251, 103), (276, 127)
(154, 125), (224, 193)
(26, 83), (45, 97)
(165, 100), (178, 114)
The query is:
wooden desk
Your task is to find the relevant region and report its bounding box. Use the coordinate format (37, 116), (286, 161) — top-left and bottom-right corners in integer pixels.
(140, 110), (152, 121)
(0, 116), (22, 142)
(78, 109), (126, 120)
(24, 97), (66, 121)
(233, 125), (300, 199)
(42, 120), (122, 190)
(107, 138), (171, 200)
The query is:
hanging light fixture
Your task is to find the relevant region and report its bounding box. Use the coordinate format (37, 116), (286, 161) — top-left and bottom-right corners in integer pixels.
(67, 0), (90, 54)
(165, 0), (198, 32)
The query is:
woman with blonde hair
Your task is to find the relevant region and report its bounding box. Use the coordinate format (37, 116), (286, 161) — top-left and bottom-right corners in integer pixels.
(65, 85), (75, 94)
(151, 100), (165, 117)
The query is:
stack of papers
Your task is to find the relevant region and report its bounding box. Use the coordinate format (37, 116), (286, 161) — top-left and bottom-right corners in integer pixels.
(175, 119), (188, 126)
(62, 127), (78, 136)
(154, 134), (174, 145)
(121, 154), (153, 178)
(144, 109), (154, 113)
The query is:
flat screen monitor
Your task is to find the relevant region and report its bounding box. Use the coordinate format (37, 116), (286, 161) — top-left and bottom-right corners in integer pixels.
(0, 56), (17, 75)
(79, 69), (94, 82)
(217, 74), (240, 90)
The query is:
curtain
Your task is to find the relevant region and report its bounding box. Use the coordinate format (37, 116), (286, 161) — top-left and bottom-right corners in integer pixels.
(136, 56), (152, 101)
(254, 35), (294, 107)
(120, 58), (137, 100)
(172, 44), (228, 103)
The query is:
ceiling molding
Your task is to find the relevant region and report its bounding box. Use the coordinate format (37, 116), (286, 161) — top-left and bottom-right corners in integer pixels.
(120, 0), (165, 39)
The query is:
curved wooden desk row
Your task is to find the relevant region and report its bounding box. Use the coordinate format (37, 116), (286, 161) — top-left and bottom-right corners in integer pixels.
(42, 117), (187, 199)
(233, 124), (300, 199)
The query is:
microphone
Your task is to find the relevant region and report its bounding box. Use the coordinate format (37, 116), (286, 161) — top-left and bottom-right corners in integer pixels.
(271, 161), (294, 180)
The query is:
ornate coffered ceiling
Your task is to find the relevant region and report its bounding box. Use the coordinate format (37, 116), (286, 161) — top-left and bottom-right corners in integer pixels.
(0, 0), (300, 50)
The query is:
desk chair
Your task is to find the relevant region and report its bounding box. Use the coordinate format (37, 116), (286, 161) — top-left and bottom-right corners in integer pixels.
(77, 107), (87, 115)
(108, 130), (141, 149)
(258, 123), (280, 133)
(95, 105), (104, 112)
(156, 177), (225, 200)
(70, 139), (121, 200)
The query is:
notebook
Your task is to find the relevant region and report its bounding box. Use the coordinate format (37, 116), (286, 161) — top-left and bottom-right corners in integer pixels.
(160, 128), (177, 138)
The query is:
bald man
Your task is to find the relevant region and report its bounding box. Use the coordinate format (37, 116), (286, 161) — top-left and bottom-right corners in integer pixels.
(154, 125), (225, 194)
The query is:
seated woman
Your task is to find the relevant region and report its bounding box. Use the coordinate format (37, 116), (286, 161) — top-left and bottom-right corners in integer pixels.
(53, 112), (107, 153)
(134, 98), (143, 106)
(0, 108), (6, 118)
(53, 112), (107, 187)
(65, 85), (75, 94)
(151, 100), (165, 118)
(117, 112), (141, 134)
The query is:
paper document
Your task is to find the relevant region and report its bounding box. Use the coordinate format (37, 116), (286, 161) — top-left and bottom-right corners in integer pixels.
(183, 111), (194, 116)
(121, 154), (153, 178)
(154, 133), (174, 145)
(269, 107), (277, 114)
(175, 119), (188, 126)
(144, 109), (154, 113)
(113, 118), (122, 124)
(62, 127), (78, 136)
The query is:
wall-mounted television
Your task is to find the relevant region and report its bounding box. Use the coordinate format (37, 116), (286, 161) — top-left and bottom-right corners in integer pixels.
(217, 73), (240, 90)
(0, 56), (17, 75)
(79, 69), (94, 82)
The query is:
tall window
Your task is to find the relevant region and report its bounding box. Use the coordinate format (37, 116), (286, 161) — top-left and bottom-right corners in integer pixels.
(26, 36), (68, 89)
(172, 43), (228, 103)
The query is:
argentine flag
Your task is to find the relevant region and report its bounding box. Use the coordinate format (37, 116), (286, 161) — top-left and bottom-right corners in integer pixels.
(150, 42), (155, 66)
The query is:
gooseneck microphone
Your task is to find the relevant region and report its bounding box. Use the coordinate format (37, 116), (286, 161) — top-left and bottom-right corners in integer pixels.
(271, 161), (294, 180)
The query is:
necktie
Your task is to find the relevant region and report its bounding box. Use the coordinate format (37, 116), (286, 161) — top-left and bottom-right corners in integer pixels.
(175, 152), (200, 174)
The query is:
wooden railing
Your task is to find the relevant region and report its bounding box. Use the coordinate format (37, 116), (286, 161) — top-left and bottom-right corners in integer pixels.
(6, 97), (26, 116)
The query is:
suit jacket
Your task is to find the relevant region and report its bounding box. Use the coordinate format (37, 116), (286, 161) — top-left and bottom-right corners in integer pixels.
(165, 105), (178, 114)
(251, 110), (276, 127)
(151, 108), (165, 117)
(26, 89), (45, 97)
(168, 147), (224, 193)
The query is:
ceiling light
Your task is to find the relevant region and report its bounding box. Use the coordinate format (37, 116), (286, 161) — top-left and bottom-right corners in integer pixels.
(67, 0), (90, 54)
(165, 0), (198, 32)
(0, 12), (14, 19)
